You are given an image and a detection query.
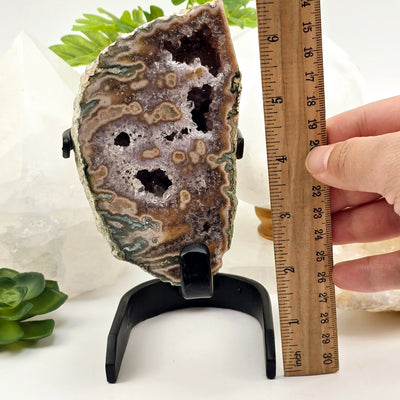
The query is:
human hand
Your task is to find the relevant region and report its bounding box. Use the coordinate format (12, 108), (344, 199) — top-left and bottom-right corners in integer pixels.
(306, 96), (400, 292)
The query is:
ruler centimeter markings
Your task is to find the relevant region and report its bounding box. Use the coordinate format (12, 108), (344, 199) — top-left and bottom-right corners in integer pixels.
(255, 0), (339, 376)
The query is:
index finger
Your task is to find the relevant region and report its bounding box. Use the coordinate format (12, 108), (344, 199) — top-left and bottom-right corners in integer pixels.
(327, 95), (400, 144)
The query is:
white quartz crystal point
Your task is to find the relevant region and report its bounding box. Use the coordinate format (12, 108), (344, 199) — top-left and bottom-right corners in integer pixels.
(336, 288), (400, 312)
(0, 32), (127, 297)
(234, 29), (365, 208)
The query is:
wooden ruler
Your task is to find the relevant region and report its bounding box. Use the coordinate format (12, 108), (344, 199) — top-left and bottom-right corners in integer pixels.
(255, 0), (339, 376)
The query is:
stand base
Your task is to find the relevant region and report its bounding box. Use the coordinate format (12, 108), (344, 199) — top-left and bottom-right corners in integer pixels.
(106, 273), (276, 382)
(255, 207), (273, 241)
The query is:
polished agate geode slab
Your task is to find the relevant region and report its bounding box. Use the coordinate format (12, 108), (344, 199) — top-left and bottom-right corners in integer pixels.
(71, 0), (240, 284)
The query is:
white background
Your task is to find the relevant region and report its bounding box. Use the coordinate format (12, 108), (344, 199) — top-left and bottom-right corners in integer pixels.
(1, 1), (400, 399)
(2, 0), (400, 102)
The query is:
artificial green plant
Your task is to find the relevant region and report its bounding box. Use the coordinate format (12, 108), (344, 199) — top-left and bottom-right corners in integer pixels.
(50, 0), (257, 66)
(0, 268), (68, 345)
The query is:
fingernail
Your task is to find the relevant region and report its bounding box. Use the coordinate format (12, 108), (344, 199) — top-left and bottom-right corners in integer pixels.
(306, 145), (334, 174)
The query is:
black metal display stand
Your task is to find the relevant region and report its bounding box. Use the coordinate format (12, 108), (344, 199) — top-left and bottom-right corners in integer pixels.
(62, 129), (276, 383)
(105, 243), (276, 383)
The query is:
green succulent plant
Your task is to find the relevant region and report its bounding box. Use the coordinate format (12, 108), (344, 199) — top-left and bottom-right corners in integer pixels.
(0, 268), (68, 345)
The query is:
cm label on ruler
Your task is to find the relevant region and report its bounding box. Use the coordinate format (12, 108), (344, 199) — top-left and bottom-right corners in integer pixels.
(256, 0), (339, 376)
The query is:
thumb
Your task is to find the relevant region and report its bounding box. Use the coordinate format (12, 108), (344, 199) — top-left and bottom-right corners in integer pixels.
(305, 132), (400, 213)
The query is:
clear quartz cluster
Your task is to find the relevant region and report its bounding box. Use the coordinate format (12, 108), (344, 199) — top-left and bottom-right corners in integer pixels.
(0, 33), (126, 297)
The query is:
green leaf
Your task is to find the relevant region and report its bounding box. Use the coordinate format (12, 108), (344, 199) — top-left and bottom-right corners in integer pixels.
(61, 34), (99, 52)
(98, 8), (136, 32)
(0, 302), (33, 321)
(77, 13), (112, 26)
(50, 7), (136, 66)
(0, 268), (18, 278)
(81, 31), (112, 48)
(120, 10), (134, 25)
(104, 31), (119, 42)
(50, 33), (105, 66)
(171, 0), (187, 5)
(142, 6), (164, 22)
(223, 0), (251, 11)
(22, 288), (68, 320)
(45, 280), (60, 291)
(20, 320), (55, 342)
(70, 54), (100, 67)
(14, 272), (45, 301)
(49, 44), (100, 66)
(97, 8), (122, 22)
(226, 5), (257, 28)
(0, 277), (15, 291)
(49, 44), (77, 59)
(131, 9), (147, 27)
(0, 320), (24, 344)
(0, 278), (27, 308)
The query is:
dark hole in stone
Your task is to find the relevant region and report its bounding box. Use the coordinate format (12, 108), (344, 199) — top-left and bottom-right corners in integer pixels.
(202, 222), (211, 232)
(114, 131), (130, 147)
(163, 25), (221, 76)
(165, 132), (177, 142)
(135, 169), (172, 197)
(165, 128), (189, 141)
(187, 85), (212, 133)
